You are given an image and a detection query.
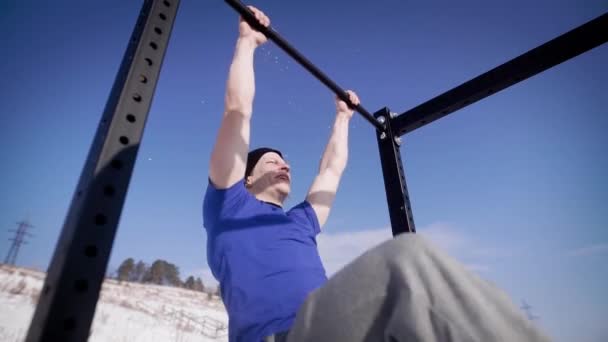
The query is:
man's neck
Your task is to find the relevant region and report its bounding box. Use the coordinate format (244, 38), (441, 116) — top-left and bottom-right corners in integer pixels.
(254, 191), (285, 208)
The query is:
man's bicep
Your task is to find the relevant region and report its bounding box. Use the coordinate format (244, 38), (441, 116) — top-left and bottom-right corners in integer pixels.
(209, 112), (250, 189)
(305, 171), (340, 228)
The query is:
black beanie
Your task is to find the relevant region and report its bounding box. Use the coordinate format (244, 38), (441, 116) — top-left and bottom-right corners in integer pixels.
(245, 147), (283, 179)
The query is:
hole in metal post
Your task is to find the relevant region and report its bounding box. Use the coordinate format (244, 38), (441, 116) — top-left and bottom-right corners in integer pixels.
(145, 58), (153, 66)
(119, 136), (129, 145)
(139, 74), (148, 84)
(84, 245), (98, 258)
(132, 94), (142, 102)
(149, 42), (158, 50)
(126, 114), (136, 122)
(74, 279), (88, 293)
(111, 159), (123, 170)
(95, 214), (107, 226)
(63, 317), (76, 331)
(154, 27), (163, 35)
(159, 13), (167, 20)
(163, 0), (171, 7)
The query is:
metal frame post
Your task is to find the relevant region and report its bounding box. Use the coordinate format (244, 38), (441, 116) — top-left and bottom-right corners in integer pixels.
(25, 0), (179, 341)
(375, 108), (416, 235)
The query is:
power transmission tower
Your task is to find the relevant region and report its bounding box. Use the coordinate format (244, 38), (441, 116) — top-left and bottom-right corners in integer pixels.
(521, 300), (540, 321)
(4, 220), (34, 265)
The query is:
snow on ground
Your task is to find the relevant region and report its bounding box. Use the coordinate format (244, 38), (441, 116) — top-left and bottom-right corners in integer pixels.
(0, 264), (228, 341)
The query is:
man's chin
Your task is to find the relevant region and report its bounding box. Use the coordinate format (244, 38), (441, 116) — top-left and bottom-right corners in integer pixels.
(276, 183), (291, 196)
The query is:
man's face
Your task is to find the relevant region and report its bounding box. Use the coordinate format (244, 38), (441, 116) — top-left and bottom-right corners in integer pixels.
(246, 152), (291, 197)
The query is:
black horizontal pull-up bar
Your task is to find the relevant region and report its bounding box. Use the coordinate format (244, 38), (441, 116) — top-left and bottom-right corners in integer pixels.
(224, 0), (385, 132)
(392, 12), (608, 136)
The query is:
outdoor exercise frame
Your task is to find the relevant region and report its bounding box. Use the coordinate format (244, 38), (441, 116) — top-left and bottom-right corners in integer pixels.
(25, 0), (607, 340)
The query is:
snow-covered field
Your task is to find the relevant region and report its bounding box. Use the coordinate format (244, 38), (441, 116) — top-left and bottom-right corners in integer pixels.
(0, 264), (228, 342)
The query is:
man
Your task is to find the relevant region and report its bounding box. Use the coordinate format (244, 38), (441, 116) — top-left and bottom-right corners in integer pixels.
(205, 5), (550, 342)
(203, 6), (360, 341)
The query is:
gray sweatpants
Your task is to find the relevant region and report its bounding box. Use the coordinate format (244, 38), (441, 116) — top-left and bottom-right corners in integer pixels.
(285, 234), (550, 342)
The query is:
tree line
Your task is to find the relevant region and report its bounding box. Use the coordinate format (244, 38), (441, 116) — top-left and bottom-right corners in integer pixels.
(114, 258), (216, 295)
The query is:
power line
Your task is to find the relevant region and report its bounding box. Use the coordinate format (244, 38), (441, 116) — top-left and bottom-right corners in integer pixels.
(4, 219), (34, 265)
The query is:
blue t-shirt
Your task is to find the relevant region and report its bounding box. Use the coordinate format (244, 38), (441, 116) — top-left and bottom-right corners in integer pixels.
(203, 179), (327, 342)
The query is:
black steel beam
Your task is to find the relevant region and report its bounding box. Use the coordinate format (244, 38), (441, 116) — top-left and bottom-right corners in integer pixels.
(224, 0), (385, 132)
(393, 12), (608, 136)
(25, 1), (179, 341)
(375, 108), (416, 235)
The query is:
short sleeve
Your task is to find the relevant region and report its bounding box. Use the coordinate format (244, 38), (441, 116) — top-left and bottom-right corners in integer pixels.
(203, 178), (249, 231)
(287, 201), (321, 236)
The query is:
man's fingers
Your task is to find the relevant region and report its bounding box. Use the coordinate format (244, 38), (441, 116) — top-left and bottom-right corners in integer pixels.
(246, 6), (270, 28)
(344, 90), (360, 106)
(352, 92), (360, 106)
(336, 90), (360, 111)
(344, 91), (352, 101)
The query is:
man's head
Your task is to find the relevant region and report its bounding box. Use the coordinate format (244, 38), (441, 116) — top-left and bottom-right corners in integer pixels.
(244, 147), (291, 205)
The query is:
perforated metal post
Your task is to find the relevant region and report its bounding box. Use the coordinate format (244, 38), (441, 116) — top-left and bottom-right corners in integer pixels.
(375, 108), (416, 236)
(25, 1), (179, 341)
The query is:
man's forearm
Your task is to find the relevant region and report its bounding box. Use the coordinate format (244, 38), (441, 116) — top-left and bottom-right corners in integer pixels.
(224, 37), (257, 117)
(318, 115), (350, 176)
(306, 91), (358, 227)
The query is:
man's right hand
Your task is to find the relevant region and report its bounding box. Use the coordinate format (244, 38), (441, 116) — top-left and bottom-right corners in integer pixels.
(239, 6), (270, 46)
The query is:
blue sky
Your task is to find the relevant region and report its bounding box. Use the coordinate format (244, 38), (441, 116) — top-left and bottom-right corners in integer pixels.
(1, 0), (607, 340)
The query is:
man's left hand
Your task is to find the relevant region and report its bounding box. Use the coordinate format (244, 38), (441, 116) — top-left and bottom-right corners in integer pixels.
(336, 90), (360, 119)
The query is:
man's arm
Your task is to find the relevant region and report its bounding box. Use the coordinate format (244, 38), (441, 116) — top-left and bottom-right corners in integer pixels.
(208, 7), (270, 189)
(306, 91), (360, 228)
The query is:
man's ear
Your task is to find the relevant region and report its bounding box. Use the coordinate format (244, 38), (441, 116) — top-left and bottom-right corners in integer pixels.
(244, 176), (252, 188)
